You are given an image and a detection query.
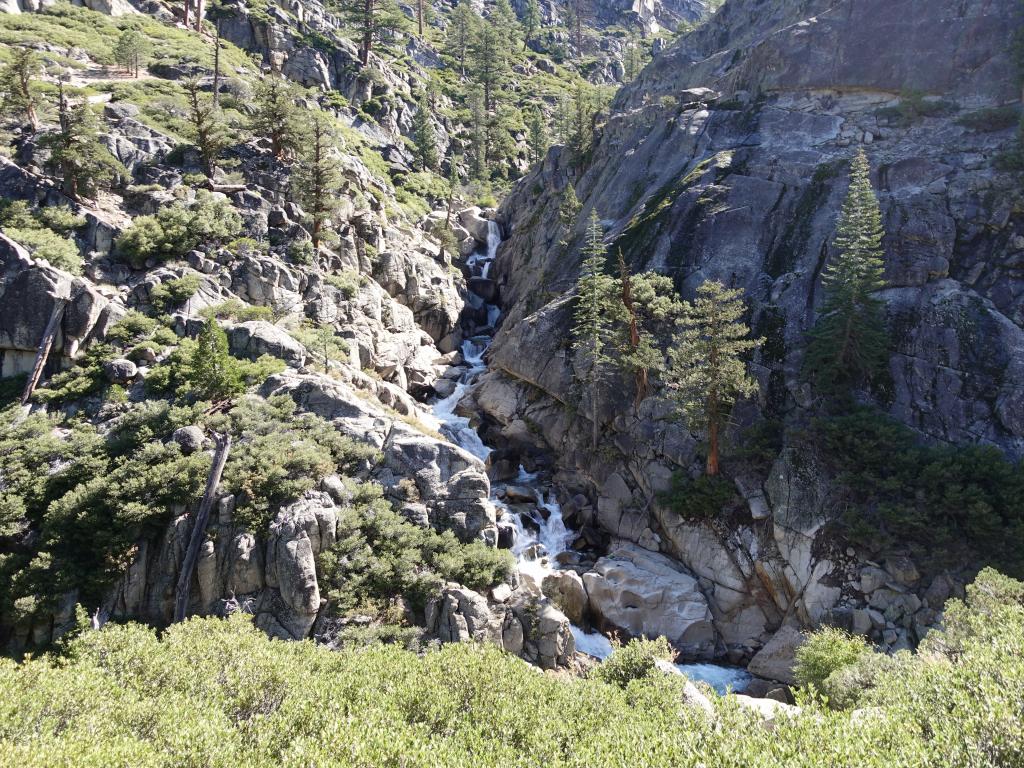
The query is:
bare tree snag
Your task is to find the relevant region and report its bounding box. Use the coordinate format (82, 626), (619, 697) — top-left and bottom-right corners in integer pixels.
(174, 432), (232, 623)
(21, 298), (68, 405)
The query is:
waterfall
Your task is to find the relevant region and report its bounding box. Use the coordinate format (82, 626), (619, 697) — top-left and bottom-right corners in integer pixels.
(429, 222), (750, 695)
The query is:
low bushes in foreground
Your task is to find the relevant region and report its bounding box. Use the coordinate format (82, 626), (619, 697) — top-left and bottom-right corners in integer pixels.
(0, 569), (1020, 767)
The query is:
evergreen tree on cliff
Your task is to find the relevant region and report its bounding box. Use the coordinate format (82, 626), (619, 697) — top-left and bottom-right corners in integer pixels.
(251, 73), (302, 160)
(41, 83), (125, 201)
(292, 110), (342, 252)
(190, 319), (244, 400)
(572, 210), (620, 450)
(343, 0), (406, 67)
(804, 149), (890, 396)
(446, 0), (480, 76)
(113, 28), (151, 78)
(668, 281), (761, 476)
(522, 0), (541, 46)
(411, 94), (439, 171)
(0, 47), (43, 132)
(183, 76), (229, 178)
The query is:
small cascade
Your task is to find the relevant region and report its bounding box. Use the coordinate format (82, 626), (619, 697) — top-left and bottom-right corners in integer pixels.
(430, 220), (750, 695)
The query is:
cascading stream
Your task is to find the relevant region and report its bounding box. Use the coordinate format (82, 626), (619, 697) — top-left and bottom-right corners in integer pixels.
(430, 222), (749, 694)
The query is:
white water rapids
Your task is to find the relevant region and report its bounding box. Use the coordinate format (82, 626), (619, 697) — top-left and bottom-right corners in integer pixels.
(429, 222), (750, 695)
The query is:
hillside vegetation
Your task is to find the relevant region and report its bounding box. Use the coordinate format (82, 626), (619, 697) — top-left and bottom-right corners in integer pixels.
(0, 568), (1021, 767)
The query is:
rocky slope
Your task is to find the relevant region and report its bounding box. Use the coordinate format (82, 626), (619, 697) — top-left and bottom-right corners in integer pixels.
(0, 0), (587, 662)
(475, 0), (1024, 664)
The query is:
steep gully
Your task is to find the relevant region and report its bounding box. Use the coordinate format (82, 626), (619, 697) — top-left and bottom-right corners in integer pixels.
(429, 223), (750, 693)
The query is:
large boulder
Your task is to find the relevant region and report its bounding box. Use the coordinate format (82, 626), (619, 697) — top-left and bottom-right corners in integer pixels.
(746, 626), (806, 685)
(0, 233), (118, 378)
(257, 494), (337, 640)
(228, 321), (307, 367)
(541, 570), (588, 626)
(583, 542), (716, 658)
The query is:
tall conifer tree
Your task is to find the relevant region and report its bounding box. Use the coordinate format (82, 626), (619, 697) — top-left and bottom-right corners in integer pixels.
(804, 149), (890, 395)
(292, 111), (342, 251)
(572, 210), (620, 450)
(667, 280), (761, 476)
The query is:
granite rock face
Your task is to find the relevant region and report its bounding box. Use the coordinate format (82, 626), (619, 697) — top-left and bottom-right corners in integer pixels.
(475, 0), (1019, 660)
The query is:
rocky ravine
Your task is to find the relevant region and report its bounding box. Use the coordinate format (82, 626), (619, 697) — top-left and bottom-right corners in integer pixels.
(464, 0), (1023, 666)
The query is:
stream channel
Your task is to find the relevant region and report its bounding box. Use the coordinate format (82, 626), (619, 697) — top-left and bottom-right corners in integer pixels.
(427, 224), (750, 694)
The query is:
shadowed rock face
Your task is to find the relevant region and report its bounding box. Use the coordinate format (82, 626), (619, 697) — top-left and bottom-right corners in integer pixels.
(479, 0), (1022, 659)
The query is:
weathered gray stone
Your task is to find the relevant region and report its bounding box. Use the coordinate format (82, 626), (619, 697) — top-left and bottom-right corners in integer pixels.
(228, 321), (306, 367)
(541, 570), (588, 626)
(172, 426), (206, 455)
(103, 357), (137, 384)
(583, 542), (715, 658)
(747, 626), (805, 685)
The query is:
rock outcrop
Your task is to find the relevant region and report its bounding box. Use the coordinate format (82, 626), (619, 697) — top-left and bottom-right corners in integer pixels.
(474, 0), (1020, 661)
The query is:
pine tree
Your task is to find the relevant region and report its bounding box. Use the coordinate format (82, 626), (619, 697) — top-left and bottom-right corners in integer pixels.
(558, 183), (581, 231)
(0, 47), (43, 131)
(485, 105), (517, 179)
(623, 30), (648, 81)
(467, 86), (488, 180)
(251, 73), (302, 160)
(526, 106), (547, 164)
(292, 110), (343, 251)
(568, 81), (596, 162)
(564, 0), (587, 50)
(436, 161), (460, 262)
(667, 280), (761, 476)
(470, 19), (507, 113)
(491, 0), (522, 51)
(447, 0), (480, 76)
(41, 83), (124, 201)
(190, 319), (244, 401)
(522, 0), (541, 46)
(614, 250), (656, 409)
(804, 149), (890, 395)
(183, 76), (229, 178)
(113, 29), (151, 78)
(342, 0), (407, 67)
(571, 210), (621, 450)
(411, 94), (439, 171)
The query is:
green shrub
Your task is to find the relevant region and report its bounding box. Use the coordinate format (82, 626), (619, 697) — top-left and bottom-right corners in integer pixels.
(957, 105), (1020, 132)
(115, 192), (242, 268)
(319, 479), (514, 614)
(3, 226), (82, 274)
(818, 649), (904, 710)
(33, 344), (113, 404)
(794, 626), (872, 690)
(0, 373), (27, 408)
(106, 310), (159, 345)
(658, 473), (738, 521)
(1, 570), (1024, 765)
(325, 269), (364, 299)
(148, 273), (202, 312)
(199, 299), (274, 322)
(813, 409), (1024, 576)
(36, 205), (86, 233)
(290, 322), (350, 370)
(208, 396), (378, 530)
(592, 636), (674, 688)
(287, 238), (314, 265)
(145, 320), (284, 401)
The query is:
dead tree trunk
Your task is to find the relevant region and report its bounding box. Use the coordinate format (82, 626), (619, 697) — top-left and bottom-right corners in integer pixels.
(173, 432), (231, 623)
(212, 20), (222, 109)
(21, 298), (67, 405)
